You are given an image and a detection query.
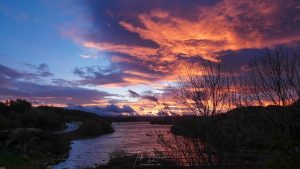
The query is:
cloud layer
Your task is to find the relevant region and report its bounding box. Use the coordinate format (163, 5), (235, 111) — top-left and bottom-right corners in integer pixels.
(71, 0), (300, 87)
(0, 64), (113, 105)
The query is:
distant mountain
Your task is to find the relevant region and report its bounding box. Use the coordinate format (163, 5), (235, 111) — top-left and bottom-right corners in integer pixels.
(66, 104), (136, 116)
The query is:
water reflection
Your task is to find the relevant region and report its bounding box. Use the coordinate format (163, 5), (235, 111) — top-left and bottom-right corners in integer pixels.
(54, 122), (171, 169)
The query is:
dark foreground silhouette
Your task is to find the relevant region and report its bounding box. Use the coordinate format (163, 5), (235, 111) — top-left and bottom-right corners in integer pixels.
(0, 99), (299, 169)
(0, 99), (114, 169)
(87, 102), (300, 169)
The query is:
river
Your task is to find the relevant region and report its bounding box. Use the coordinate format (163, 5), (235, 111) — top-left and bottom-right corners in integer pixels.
(53, 122), (171, 169)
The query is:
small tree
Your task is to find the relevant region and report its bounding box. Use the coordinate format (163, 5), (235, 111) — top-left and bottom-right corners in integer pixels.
(158, 61), (235, 166)
(170, 61), (234, 117)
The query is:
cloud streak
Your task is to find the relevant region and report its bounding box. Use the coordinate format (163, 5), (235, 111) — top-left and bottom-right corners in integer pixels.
(128, 89), (158, 103)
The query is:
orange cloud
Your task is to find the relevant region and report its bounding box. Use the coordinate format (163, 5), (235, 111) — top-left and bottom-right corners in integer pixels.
(80, 0), (300, 88)
(83, 42), (157, 61)
(71, 0), (300, 114)
(119, 1), (300, 61)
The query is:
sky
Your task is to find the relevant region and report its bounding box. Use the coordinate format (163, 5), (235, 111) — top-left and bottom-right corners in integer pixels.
(1, 0), (300, 115)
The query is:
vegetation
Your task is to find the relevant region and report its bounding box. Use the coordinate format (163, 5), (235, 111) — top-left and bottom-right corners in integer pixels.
(157, 48), (300, 169)
(157, 103), (300, 168)
(0, 99), (114, 169)
(171, 103), (300, 150)
(0, 152), (31, 169)
(80, 149), (178, 169)
(0, 100), (65, 131)
(69, 120), (114, 139)
(83, 150), (136, 169)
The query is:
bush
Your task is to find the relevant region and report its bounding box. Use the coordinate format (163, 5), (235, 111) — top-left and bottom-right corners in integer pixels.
(0, 117), (18, 130)
(30, 110), (65, 131)
(0, 129), (70, 160)
(9, 99), (32, 113)
(76, 120), (114, 138)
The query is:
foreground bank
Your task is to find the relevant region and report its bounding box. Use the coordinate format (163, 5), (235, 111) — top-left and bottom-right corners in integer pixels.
(0, 99), (114, 169)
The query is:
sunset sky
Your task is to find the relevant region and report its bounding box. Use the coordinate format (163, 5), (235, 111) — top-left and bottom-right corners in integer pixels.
(1, 0), (300, 115)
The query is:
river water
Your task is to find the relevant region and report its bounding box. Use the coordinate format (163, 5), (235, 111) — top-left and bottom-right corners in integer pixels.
(54, 122), (171, 169)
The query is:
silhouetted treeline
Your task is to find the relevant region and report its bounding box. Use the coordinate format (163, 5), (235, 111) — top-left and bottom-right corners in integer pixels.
(0, 99), (113, 132)
(0, 99), (65, 131)
(172, 101), (300, 151)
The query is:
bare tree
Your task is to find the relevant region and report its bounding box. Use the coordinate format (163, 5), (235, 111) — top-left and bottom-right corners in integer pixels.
(156, 48), (300, 168)
(286, 50), (300, 101)
(247, 48), (300, 106)
(157, 134), (213, 167)
(156, 61), (236, 166)
(169, 61), (234, 117)
(241, 48), (300, 168)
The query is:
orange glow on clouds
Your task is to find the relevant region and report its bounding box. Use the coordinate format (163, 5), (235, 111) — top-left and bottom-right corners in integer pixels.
(80, 0), (300, 88)
(72, 0), (300, 115)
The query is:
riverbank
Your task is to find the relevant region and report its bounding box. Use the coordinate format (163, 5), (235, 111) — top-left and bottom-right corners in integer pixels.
(0, 99), (114, 169)
(78, 149), (178, 169)
(85, 102), (300, 169)
(81, 153), (137, 169)
(53, 122), (171, 169)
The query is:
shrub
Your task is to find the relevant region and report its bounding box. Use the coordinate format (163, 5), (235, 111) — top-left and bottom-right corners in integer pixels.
(9, 99), (32, 113)
(76, 120), (114, 137)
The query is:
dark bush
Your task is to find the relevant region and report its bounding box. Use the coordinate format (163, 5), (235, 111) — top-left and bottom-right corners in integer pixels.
(0, 129), (70, 159)
(76, 120), (114, 138)
(9, 99), (32, 113)
(30, 110), (65, 131)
